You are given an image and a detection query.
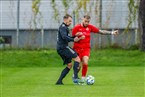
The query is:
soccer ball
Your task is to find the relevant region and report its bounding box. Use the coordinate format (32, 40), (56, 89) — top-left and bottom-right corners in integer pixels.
(86, 75), (95, 85)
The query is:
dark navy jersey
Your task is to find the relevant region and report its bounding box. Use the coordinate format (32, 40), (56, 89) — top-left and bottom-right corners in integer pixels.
(57, 23), (75, 49)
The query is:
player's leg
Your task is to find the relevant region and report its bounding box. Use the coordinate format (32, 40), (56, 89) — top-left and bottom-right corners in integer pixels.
(72, 56), (83, 84)
(72, 48), (82, 76)
(81, 49), (90, 81)
(56, 63), (72, 85)
(58, 46), (81, 84)
(65, 46), (82, 84)
(72, 56), (80, 79)
(82, 56), (89, 80)
(56, 49), (72, 85)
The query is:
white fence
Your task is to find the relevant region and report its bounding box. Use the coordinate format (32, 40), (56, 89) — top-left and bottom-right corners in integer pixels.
(0, 0), (139, 49)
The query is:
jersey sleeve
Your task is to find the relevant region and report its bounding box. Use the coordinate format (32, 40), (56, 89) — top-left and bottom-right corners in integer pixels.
(90, 25), (100, 33)
(60, 27), (74, 42)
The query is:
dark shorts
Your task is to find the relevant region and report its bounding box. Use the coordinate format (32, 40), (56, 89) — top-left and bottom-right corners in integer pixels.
(57, 46), (78, 65)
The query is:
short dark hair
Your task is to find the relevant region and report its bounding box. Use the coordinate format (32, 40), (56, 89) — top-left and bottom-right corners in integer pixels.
(84, 15), (91, 19)
(63, 14), (72, 19)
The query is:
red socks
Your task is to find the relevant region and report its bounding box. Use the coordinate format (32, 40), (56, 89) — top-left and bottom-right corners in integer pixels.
(82, 64), (88, 77)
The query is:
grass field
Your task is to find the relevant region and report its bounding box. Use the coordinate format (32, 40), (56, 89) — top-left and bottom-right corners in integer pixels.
(1, 49), (145, 97)
(1, 49), (145, 67)
(1, 67), (144, 97)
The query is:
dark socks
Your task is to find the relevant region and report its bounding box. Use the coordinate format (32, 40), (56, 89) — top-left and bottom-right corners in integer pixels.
(56, 67), (70, 84)
(73, 61), (80, 79)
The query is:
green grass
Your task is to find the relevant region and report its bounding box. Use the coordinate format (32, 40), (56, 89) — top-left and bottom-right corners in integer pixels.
(1, 49), (145, 97)
(1, 67), (144, 97)
(1, 49), (145, 67)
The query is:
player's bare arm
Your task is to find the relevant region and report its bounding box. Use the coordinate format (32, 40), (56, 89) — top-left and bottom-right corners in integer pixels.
(99, 30), (119, 35)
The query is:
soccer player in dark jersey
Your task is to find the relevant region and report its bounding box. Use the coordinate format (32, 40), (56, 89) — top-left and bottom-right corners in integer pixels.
(72, 15), (118, 83)
(56, 14), (84, 85)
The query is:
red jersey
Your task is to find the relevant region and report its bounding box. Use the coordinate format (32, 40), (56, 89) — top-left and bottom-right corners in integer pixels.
(72, 24), (99, 49)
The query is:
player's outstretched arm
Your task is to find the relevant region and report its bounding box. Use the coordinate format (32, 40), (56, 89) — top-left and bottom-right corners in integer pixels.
(99, 30), (119, 35)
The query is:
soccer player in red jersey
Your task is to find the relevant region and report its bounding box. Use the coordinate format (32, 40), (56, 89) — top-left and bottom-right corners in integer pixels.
(72, 15), (118, 83)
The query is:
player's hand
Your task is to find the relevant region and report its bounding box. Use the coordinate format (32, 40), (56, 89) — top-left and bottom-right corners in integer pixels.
(74, 35), (85, 42)
(79, 35), (85, 40)
(74, 37), (80, 42)
(75, 32), (83, 36)
(112, 30), (119, 35)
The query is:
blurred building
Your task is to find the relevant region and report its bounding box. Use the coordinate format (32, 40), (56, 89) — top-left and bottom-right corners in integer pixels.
(0, 0), (138, 49)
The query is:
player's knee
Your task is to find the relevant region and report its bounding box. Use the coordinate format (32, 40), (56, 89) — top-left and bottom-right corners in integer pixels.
(83, 61), (88, 65)
(74, 56), (80, 63)
(82, 59), (88, 64)
(67, 63), (72, 69)
(82, 56), (89, 64)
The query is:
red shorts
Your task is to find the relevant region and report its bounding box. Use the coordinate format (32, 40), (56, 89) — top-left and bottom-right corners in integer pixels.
(74, 48), (90, 60)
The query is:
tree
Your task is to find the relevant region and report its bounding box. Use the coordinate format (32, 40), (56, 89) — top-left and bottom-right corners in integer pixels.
(51, 0), (143, 49)
(139, 0), (145, 51)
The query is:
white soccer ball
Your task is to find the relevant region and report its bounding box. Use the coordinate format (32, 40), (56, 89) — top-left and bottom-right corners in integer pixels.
(86, 75), (95, 85)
